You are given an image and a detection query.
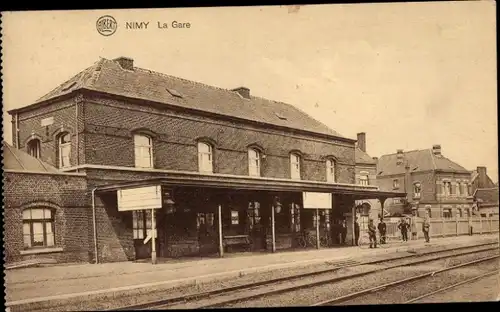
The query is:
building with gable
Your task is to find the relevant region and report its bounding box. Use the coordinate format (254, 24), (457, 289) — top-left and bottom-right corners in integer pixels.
(470, 166), (499, 217)
(6, 56), (404, 264)
(3, 141), (88, 264)
(376, 145), (473, 219)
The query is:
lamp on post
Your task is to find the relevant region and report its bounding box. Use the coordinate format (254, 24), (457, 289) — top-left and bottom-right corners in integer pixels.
(163, 189), (176, 214)
(273, 196), (282, 214)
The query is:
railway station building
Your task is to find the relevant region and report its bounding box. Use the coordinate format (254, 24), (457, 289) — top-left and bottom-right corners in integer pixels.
(6, 56), (405, 264)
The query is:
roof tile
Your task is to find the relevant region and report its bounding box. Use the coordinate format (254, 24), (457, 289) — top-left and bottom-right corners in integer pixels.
(35, 58), (348, 140)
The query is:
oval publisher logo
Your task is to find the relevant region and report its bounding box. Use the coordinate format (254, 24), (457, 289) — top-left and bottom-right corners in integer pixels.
(96, 15), (117, 36)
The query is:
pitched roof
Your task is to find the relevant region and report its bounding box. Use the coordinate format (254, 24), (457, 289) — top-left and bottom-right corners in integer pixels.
(3, 141), (59, 173)
(377, 148), (470, 176)
(30, 57), (349, 141)
(474, 188), (499, 205)
(355, 147), (376, 165)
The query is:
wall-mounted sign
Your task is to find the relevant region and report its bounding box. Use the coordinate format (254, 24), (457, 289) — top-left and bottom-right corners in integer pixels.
(41, 117), (54, 127)
(231, 210), (239, 225)
(117, 185), (162, 211)
(302, 192), (332, 209)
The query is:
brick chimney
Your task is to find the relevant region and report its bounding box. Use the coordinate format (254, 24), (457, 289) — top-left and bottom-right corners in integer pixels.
(113, 57), (134, 70)
(231, 87), (250, 99)
(396, 149), (404, 165)
(357, 132), (366, 152)
(477, 166), (488, 188)
(432, 144), (442, 156)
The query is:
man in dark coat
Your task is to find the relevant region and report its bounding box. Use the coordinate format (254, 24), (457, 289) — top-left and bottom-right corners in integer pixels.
(340, 219), (348, 245)
(398, 218), (409, 242)
(354, 218), (360, 246)
(368, 218), (377, 248)
(377, 218), (387, 244)
(422, 217), (431, 243)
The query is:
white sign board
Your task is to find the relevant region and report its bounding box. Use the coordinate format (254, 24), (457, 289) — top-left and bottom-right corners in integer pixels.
(41, 117), (54, 127)
(117, 185), (162, 211)
(143, 229), (158, 244)
(302, 192), (332, 209)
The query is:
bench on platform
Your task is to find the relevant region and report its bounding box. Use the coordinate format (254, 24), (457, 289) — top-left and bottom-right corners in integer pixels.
(223, 235), (252, 252)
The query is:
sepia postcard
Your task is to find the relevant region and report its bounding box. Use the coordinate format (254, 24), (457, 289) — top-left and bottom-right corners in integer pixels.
(1, 2), (499, 311)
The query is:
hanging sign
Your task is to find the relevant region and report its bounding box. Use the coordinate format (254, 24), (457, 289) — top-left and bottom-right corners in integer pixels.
(302, 192), (332, 209)
(117, 185), (162, 211)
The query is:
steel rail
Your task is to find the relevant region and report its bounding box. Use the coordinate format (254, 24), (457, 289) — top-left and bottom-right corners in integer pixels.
(312, 255), (499, 306)
(404, 269), (500, 304)
(109, 242), (497, 311)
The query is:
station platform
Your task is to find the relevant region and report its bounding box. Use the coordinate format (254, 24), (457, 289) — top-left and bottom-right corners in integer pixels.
(5, 234), (499, 306)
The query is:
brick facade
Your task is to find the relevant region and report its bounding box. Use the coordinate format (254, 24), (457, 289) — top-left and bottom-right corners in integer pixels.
(3, 171), (89, 264)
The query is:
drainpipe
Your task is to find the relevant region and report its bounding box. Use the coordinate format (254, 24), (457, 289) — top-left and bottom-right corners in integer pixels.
(92, 187), (99, 264)
(15, 113), (20, 148)
(75, 98), (79, 170)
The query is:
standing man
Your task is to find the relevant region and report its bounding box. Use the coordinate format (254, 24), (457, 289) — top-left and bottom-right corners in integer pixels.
(340, 219), (348, 245)
(422, 215), (431, 243)
(378, 218), (387, 244)
(354, 217), (360, 246)
(398, 218), (409, 242)
(368, 218), (377, 248)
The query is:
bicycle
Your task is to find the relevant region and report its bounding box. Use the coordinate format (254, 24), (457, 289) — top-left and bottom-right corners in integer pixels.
(358, 231), (387, 249)
(297, 230), (329, 248)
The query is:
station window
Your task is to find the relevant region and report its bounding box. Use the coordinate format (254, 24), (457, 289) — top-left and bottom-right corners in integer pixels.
(413, 182), (422, 198)
(443, 209), (452, 219)
(359, 174), (369, 186)
(393, 179), (400, 189)
(58, 132), (71, 168)
(22, 208), (55, 249)
(132, 210), (155, 239)
(290, 153), (301, 180)
(198, 142), (214, 173)
(326, 159), (336, 182)
(134, 134), (153, 168)
(248, 148), (261, 177)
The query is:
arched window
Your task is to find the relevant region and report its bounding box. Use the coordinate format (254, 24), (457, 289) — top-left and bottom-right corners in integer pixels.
(22, 208), (55, 248)
(58, 133), (71, 168)
(326, 159), (336, 182)
(198, 142), (213, 173)
(134, 134), (153, 168)
(27, 139), (41, 159)
(290, 153), (301, 180)
(248, 148), (261, 177)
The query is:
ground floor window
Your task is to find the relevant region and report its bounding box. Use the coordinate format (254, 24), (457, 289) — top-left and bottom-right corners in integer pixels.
(132, 210), (154, 239)
(443, 209), (452, 219)
(22, 208), (55, 248)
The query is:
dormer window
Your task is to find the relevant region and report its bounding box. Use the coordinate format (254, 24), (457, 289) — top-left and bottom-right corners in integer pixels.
(27, 139), (41, 159)
(198, 142), (213, 173)
(326, 159), (336, 182)
(248, 148), (261, 177)
(290, 153), (301, 180)
(134, 134), (153, 168)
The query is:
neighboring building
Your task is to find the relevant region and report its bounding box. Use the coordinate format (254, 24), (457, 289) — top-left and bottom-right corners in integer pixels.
(3, 141), (88, 264)
(353, 133), (385, 230)
(377, 145), (473, 219)
(470, 166), (499, 217)
(7, 56), (403, 264)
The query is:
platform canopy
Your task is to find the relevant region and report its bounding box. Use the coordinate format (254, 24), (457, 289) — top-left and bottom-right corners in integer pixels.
(95, 171), (406, 201)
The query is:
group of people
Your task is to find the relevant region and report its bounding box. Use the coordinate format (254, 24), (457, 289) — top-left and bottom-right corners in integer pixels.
(353, 216), (431, 248)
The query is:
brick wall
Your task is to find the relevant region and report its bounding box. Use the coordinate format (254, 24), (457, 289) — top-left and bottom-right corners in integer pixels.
(3, 171), (89, 264)
(80, 95), (356, 183)
(14, 98), (83, 169)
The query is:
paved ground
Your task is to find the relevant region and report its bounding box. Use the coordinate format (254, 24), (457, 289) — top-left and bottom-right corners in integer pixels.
(5, 234), (498, 304)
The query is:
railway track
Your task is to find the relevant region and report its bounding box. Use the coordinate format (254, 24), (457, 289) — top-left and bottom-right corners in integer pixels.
(109, 242), (499, 310)
(313, 255), (499, 306)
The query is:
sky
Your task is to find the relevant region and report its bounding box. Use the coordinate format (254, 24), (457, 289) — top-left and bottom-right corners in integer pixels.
(2, 2), (498, 182)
